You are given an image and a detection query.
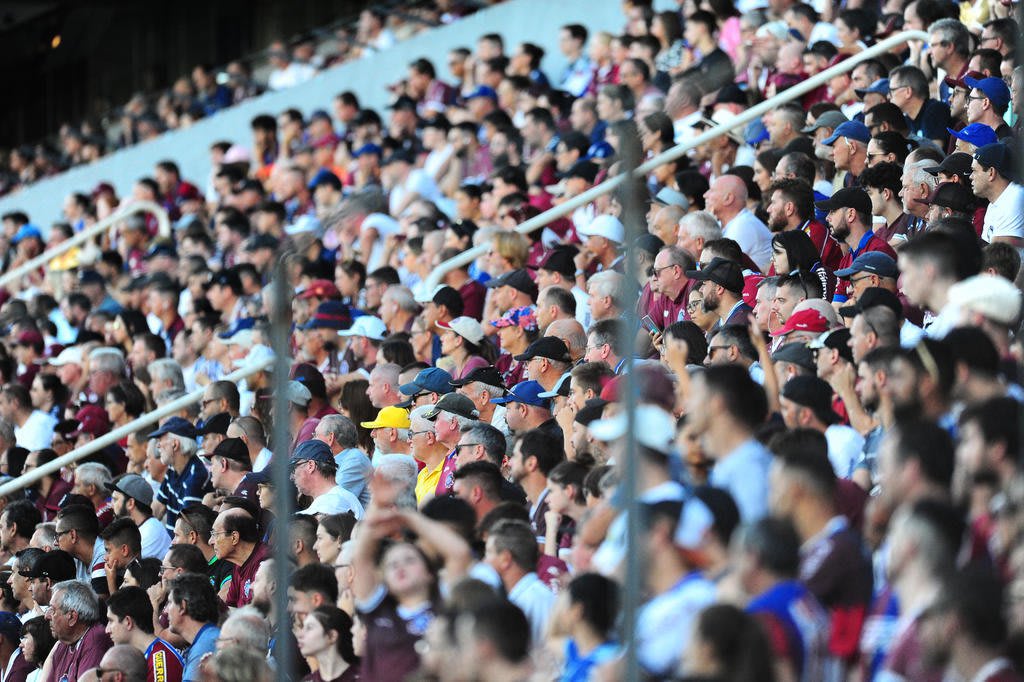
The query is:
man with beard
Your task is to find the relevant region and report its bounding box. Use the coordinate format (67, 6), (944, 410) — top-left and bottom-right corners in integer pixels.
(107, 471), (171, 561)
(816, 188), (896, 303)
(684, 257), (751, 329)
(765, 178), (843, 271)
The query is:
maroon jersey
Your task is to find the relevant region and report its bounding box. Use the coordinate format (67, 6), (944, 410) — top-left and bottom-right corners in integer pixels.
(145, 636), (185, 682)
(46, 623), (112, 682)
(302, 669), (359, 682)
(225, 542), (271, 607)
(358, 587), (435, 682)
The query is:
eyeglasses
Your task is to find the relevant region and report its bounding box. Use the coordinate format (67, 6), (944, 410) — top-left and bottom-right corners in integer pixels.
(979, 34), (997, 44)
(209, 530), (232, 540)
(707, 345), (731, 357)
(652, 264), (677, 275)
(159, 565), (177, 572)
(686, 300), (703, 312)
(454, 443), (480, 451)
(409, 430), (432, 438)
(967, 95), (988, 101)
(53, 528), (73, 540)
(200, 399), (218, 407)
(849, 274), (874, 284)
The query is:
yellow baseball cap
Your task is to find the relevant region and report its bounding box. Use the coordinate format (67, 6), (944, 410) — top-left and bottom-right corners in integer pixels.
(360, 406), (411, 429)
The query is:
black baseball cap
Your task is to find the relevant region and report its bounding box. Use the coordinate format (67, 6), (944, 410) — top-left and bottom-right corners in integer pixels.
(200, 412), (231, 436)
(204, 437), (250, 465)
(531, 245), (578, 278)
(22, 550), (76, 581)
(513, 336), (571, 363)
(837, 287), (902, 318)
(684, 257), (744, 294)
(814, 187), (871, 216)
(560, 160), (599, 183)
(771, 342), (816, 373)
(918, 182), (975, 213)
(809, 328), (854, 364)
(484, 269), (538, 300)
(450, 366), (506, 390)
(781, 375), (839, 424)
(923, 152), (973, 181)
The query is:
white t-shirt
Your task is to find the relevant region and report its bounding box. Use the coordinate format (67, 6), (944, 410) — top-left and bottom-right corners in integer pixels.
(723, 208), (774, 272)
(268, 62), (317, 91)
(982, 182), (1024, 243)
(15, 410), (56, 451)
(140, 515), (173, 560)
(825, 424), (866, 479)
(637, 572), (717, 676)
(300, 485), (365, 519)
(389, 169), (442, 217)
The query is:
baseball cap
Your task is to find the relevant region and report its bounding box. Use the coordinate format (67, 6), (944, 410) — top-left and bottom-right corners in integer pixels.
(947, 124), (998, 149)
(217, 317), (255, 340)
(290, 439), (335, 466)
(923, 151), (974, 180)
(588, 405), (675, 453)
(14, 330), (43, 347)
(684, 257), (744, 294)
(780, 375), (839, 424)
(513, 336), (571, 363)
(489, 380), (549, 408)
(450, 366), (506, 390)
(837, 287), (903, 318)
(105, 473), (154, 507)
(244, 234), (281, 252)
(381, 149), (415, 166)
(464, 85), (498, 101)
(424, 393), (479, 421)
(822, 120), (871, 145)
(974, 141), (1017, 180)
(808, 327), (855, 364)
(48, 345), (84, 367)
(147, 416), (199, 440)
(483, 269), (538, 300)
(205, 437), (250, 465)
(77, 270), (105, 287)
(964, 76), (1011, 109)
(222, 329), (254, 349)
(339, 315), (388, 341)
(387, 95), (417, 111)
(770, 309), (829, 337)
(491, 306), (539, 331)
(352, 143), (382, 158)
(577, 215), (625, 244)
(771, 342), (816, 372)
(22, 550), (75, 581)
(560, 160), (599, 183)
(575, 398), (609, 426)
(947, 274), (1022, 327)
(301, 301), (353, 331)
(200, 412), (231, 436)
(652, 187), (689, 209)
(360, 406), (412, 430)
(308, 168), (342, 192)
(0, 612), (20, 641)
(714, 83), (747, 106)
(435, 317), (485, 345)
(399, 367), (454, 397)
(918, 182), (975, 213)
(801, 110), (848, 134)
(834, 252), (899, 279)
(943, 69), (984, 90)
(532, 246), (578, 278)
(297, 279), (341, 301)
(287, 380), (313, 407)
(693, 109), (746, 144)
(11, 225), (42, 245)
(538, 371), (572, 399)
(68, 405), (111, 439)
(854, 78), (889, 99)
(814, 187), (871, 216)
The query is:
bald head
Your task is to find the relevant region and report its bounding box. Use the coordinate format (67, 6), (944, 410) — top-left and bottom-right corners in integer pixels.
(716, 175), (748, 204)
(546, 319), (587, 360)
(651, 205), (686, 244)
(100, 645), (147, 682)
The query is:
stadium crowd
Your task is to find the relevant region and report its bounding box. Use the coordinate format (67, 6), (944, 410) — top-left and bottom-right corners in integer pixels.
(0, 0), (1020, 679)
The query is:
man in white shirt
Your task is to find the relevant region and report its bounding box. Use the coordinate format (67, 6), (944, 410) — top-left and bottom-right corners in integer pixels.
(289, 439), (364, 519)
(382, 149), (442, 218)
(484, 519), (554, 645)
(107, 474), (172, 561)
(779, 376), (865, 479)
(703, 175), (774, 271)
(0, 383), (54, 451)
(971, 141), (1024, 247)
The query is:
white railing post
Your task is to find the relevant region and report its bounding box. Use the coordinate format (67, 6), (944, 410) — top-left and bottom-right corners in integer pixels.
(0, 358), (274, 498)
(423, 30), (928, 290)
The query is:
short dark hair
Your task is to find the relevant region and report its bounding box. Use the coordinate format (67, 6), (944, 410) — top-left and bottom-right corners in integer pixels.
(775, 432), (837, 498)
(942, 563), (1008, 646)
(944, 327), (1000, 377)
(708, 324), (757, 361)
(2, 500), (40, 542)
(487, 520), (537, 571)
(290, 563), (339, 604)
(222, 510), (260, 544)
(168, 573), (219, 624)
(107, 586), (155, 634)
(865, 102), (909, 133)
(959, 397), (1021, 461)
(166, 544), (208, 574)
(518, 429), (564, 476)
(740, 517), (802, 578)
(859, 161), (903, 197)
(56, 504), (99, 541)
(561, 24), (588, 43)
(981, 242), (1021, 282)
(768, 178), (814, 222)
(453, 461), (504, 502)
(567, 573), (619, 637)
(467, 600), (531, 662)
(100, 517), (142, 556)
(891, 418), (955, 489)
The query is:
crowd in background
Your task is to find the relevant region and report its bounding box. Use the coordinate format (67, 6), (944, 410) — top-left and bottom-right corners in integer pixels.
(0, 0), (1019, 679)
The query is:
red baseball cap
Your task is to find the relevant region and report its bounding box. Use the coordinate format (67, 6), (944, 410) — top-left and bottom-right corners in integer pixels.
(296, 279), (341, 301)
(742, 275), (765, 309)
(770, 309), (829, 337)
(68, 405), (112, 438)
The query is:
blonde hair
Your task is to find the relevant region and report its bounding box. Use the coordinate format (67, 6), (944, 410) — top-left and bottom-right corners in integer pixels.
(492, 232), (530, 270)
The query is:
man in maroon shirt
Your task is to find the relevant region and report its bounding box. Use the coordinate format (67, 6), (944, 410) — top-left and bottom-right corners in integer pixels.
(766, 178), (844, 271)
(647, 246), (697, 329)
(815, 188), (897, 303)
(43, 579), (114, 682)
(213, 508), (269, 608)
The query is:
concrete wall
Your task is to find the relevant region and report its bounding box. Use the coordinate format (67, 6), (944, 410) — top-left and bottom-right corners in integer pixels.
(1, 0), (625, 228)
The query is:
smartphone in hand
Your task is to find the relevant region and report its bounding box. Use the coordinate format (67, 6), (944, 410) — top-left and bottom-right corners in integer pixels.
(640, 315), (660, 334)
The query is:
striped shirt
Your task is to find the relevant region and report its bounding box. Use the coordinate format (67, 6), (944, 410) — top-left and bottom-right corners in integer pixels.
(157, 456), (212, 534)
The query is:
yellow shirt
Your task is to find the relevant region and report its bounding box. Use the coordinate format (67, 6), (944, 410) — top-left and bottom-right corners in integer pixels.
(415, 461), (443, 505)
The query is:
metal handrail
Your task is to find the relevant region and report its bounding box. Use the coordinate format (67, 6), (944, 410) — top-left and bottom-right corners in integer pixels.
(0, 200), (170, 291)
(423, 29), (929, 290)
(0, 357), (274, 498)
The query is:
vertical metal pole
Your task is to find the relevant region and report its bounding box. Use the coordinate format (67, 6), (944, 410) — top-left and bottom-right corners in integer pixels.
(618, 124), (646, 682)
(270, 253), (295, 680)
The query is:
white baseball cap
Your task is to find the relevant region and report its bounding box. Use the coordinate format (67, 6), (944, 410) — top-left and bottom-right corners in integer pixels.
(947, 274), (1022, 326)
(577, 215), (625, 244)
(48, 346), (84, 367)
(588, 405), (676, 454)
(436, 316), (485, 345)
(338, 316), (388, 341)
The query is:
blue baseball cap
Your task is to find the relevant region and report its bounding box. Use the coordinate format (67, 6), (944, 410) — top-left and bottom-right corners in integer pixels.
(217, 317), (256, 339)
(308, 168), (342, 192)
(290, 439), (335, 466)
(11, 224), (42, 245)
(854, 78), (889, 99)
(0, 612), (20, 640)
(399, 367), (454, 397)
(834, 251), (899, 279)
(948, 122), (998, 148)
(464, 85), (497, 101)
(585, 141), (614, 160)
(490, 380), (550, 408)
(822, 120), (871, 145)
(147, 416), (199, 441)
(964, 76), (1010, 110)
(974, 141), (1017, 181)
(745, 120), (769, 146)
(352, 143), (382, 158)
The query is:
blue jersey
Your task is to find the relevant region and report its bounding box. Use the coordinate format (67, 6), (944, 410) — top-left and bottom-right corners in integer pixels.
(748, 580), (834, 682)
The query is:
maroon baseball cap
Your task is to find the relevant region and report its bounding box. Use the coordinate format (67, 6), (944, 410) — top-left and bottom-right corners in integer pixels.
(68, 405), (112, 438)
